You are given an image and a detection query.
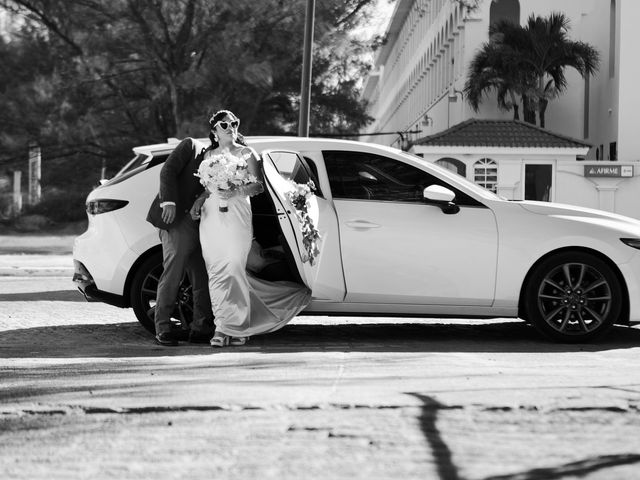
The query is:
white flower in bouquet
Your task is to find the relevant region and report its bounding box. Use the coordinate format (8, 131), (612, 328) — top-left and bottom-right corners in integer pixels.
(195, 151), (257, 212)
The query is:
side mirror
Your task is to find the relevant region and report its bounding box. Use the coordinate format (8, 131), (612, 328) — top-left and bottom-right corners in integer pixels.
(358, 171), (377, 181)
(423, 185), (460, 215)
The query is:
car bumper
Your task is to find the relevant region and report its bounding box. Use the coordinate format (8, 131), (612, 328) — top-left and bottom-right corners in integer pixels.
(72, 215), (139, 296)
(73, 259), (128, 307)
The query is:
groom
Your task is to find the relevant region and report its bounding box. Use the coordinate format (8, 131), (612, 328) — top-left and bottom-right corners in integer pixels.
(146, 137), (214, 346)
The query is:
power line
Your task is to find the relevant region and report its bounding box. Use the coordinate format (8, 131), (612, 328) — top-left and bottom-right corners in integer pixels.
(311, 129), (422, 138)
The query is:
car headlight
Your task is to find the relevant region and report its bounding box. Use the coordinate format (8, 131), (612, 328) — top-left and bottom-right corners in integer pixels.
(86, 199), (129, 215)
(621, 238), (640, 250)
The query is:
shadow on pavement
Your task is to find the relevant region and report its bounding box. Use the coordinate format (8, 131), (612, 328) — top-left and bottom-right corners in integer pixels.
(0, 290), (84, 301)
(1, 321), (640, 358)
(482, 454), (640, 480)
(409, 393), (640, 480)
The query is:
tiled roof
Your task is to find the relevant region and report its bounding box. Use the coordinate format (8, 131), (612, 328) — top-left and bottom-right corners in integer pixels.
(412, 119), (592, 149)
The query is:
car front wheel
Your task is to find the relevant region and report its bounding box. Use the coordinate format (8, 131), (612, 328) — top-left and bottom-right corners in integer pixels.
(129, 251), (193, 334)
(524, 251), (622, 342)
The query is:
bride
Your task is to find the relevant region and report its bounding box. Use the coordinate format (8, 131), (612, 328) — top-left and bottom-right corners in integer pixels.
(192, 109), (311, 347)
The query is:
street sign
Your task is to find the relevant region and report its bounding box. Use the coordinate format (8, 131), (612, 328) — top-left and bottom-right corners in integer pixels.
(584, 165), (634, 178)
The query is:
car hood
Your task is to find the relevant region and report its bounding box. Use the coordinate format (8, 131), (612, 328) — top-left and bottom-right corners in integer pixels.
(516, 200), (640, 235)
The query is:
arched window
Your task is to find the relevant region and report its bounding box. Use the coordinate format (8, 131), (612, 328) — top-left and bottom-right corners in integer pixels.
(436, 157), (467, 177)
(474, 158), (498, 192)
(489, 0), (520, 26)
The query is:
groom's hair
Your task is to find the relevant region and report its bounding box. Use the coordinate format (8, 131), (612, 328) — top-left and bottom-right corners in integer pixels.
(208, 109), (247, 148)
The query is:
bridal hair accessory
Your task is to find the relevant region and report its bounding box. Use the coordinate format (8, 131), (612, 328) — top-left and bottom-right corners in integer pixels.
(195, 150), (257, 213)
(209, 109), (236, 127)
(284, 180), (321, 265)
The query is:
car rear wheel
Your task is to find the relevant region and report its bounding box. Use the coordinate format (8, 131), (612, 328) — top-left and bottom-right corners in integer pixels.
(524, 251), (622, 342)
(130, 252), (193, 334)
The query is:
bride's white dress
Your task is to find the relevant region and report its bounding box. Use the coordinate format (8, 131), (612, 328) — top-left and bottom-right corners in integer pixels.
(199, 152), (311, 337)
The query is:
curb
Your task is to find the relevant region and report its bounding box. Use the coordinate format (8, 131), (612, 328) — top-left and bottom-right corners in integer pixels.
(0, 254), (74, 278)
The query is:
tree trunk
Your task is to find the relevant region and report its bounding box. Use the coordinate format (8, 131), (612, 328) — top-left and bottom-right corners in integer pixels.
(522, 95), (536, 124)
(168, 79), (180, 137)
(538, 98), (548, 129)
(510, 91), (519, 120)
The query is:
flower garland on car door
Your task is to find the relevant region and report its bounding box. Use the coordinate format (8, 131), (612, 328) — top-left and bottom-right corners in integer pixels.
(284, 180), (321, 265)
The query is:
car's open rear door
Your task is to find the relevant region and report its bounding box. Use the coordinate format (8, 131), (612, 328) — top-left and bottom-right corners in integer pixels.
(261, 150), (342, 300)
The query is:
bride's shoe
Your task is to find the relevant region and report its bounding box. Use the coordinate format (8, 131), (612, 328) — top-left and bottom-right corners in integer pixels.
(210, 332), (230, 348)
(230, 336), (248, 346)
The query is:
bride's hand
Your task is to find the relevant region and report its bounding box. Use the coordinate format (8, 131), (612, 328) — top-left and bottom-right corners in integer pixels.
(190, 195), (206, 220)
(189, 191), (209, 220)
(217, 188), (236, 200)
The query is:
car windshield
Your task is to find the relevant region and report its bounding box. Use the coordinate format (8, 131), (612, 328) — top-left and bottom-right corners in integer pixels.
(401, 151), (503, 200)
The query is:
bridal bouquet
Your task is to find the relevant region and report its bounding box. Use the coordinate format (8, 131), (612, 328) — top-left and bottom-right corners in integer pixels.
(285, 179), (321, 265)
(195, 151), (257, 212)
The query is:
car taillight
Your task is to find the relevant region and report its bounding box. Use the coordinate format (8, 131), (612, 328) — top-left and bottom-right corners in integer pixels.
(86, 199), (129, 215)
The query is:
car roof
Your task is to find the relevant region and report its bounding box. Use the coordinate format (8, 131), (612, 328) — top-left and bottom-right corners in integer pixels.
(132, 136), (403, 157)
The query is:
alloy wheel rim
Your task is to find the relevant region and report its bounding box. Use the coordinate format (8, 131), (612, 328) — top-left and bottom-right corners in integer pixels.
(140, 266), (192, 325)
(537, 262), (612, 335)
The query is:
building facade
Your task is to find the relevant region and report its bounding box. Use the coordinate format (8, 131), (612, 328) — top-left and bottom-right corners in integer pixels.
(361, 0), (640, 218)
(362, 0), (640, 162)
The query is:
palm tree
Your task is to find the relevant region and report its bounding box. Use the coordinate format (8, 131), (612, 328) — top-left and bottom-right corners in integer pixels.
(521, 12), (600, 127)
(464, 20), (532, 121)
(465, 12), (600, 127)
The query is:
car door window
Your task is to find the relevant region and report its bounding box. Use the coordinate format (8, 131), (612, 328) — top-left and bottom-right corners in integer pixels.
(323, 150), (480, 205)
(269, 151), (322, 197)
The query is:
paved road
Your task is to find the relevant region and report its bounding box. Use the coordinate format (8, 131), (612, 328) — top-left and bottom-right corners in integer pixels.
(2, 260), (640, 479)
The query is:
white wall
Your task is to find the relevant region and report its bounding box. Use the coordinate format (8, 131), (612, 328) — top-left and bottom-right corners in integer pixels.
(617, 0), (640, 161)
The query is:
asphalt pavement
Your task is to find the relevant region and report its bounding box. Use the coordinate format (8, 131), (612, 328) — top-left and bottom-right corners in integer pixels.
(2, 234), (640, 479)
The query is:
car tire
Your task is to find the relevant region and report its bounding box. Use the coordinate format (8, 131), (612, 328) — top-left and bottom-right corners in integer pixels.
(129, 251), (193, 334)
(524, 251), (622, 342)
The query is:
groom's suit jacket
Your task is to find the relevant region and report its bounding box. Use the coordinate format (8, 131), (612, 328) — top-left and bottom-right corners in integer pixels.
(146, 137), (209, 230)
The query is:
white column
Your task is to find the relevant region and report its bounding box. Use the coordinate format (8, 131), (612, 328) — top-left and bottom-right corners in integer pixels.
(12, 170), (22, 217)
(28, 142), (41, 205)
(596, 184), (618, 213)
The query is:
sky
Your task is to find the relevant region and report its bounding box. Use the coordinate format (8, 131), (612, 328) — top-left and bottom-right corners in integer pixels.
(354, 0), (396, 40)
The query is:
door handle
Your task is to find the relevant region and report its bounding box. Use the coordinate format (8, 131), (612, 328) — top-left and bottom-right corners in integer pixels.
(345, 219), (381, 229)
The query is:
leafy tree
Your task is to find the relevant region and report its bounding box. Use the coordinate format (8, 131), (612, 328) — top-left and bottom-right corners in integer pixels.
(0, 0), (376, 194)
(464, 12), (599, 127)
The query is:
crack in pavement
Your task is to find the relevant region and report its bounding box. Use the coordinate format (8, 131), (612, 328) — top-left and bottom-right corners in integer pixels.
(1, 402), (639, 417)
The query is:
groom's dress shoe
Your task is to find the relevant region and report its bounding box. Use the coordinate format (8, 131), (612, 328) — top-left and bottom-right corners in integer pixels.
(155, 332), (179, 346)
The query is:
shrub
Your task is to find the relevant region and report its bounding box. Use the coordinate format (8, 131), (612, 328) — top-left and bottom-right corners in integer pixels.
(23, 188), (89, 223)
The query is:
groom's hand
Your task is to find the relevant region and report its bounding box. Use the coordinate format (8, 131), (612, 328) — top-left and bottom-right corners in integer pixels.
(161, 204), (176, 225)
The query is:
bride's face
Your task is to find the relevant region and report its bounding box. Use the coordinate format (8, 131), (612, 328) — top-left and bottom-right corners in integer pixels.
(214, 115), (239, 142)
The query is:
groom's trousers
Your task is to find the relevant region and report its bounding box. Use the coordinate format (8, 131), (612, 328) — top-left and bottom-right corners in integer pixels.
(154, 216), (213, 335)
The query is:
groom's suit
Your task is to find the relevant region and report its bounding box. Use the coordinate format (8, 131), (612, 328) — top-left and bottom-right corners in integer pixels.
(146, 137), (214, 337)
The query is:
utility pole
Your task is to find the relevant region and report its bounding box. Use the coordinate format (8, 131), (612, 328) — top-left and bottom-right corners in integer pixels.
(298, 0), (315, 137)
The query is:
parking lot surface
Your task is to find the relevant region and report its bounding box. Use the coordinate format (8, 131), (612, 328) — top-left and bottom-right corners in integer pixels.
(2, 249), (640, 479)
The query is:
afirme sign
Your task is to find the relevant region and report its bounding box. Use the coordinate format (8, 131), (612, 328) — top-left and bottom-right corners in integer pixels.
(584, 165), (634, 178)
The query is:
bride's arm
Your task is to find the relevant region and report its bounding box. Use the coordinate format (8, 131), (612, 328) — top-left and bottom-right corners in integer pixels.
(240, 147), (264, 197)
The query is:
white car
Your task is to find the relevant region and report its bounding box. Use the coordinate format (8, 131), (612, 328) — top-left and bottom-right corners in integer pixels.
(73, 136), (640, 342)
